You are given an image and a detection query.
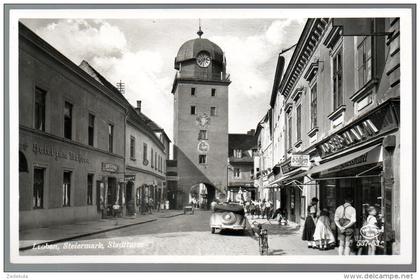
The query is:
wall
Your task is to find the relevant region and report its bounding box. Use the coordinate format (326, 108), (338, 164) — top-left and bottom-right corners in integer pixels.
(19, 24), (127, 229)
(174, 81), (229, 206)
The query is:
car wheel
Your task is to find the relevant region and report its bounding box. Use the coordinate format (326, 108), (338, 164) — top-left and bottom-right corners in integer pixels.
(211, 227), (215, 234)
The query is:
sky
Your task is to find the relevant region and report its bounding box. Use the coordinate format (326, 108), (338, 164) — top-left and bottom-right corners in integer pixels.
(21, 18), (305, 140)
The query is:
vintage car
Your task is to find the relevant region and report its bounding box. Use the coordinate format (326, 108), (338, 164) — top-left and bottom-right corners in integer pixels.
(209, 203), (246, 234)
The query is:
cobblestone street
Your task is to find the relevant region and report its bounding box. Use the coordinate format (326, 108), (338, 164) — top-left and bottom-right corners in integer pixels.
(21, 210), (258, 256)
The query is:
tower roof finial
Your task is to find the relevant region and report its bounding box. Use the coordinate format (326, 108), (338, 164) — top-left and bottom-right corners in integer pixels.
(197, 18), (203, 38)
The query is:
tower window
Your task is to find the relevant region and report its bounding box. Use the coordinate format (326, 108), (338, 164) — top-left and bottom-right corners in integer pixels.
(210, 107), (216, 116)
(190, 106), (196, 115)
(234, 168), (241, 179)
(199, 154), (207, 164)
(191, 88), (196, 96)
(211, 88), (216, 97)
(198, 130), (208, 140)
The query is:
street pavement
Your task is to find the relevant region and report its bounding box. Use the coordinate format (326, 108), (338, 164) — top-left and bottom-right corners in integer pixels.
(20, 210), (258, 256)
(248, 216), (337, 256)
(20, 210), (339, 256)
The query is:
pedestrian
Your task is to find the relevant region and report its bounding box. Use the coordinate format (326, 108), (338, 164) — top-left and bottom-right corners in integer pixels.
(334, 197), (356, 255)
(264, 200), (271, 220)
(148, 197), (154, 214)
(261, 199), (266, 218)
(250, 201), (256, 218)
(302, 197), (319, 248)
(313, 208), (335, 250)
(366, 206), (381, 255)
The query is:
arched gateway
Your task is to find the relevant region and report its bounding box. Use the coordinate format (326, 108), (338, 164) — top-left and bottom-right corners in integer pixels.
(189, 183), (216, 209)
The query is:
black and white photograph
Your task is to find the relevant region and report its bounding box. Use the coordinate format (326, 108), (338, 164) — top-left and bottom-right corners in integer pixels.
(2, 2), (417, 278)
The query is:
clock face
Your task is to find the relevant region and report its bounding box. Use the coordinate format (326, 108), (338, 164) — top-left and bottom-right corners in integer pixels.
(196, 52), (211, 68)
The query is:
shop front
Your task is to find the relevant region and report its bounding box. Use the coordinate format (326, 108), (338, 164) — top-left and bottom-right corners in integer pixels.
(19, 129), (125, 229)
(304, 99), (400, 254)
(227, 184), (257, 203)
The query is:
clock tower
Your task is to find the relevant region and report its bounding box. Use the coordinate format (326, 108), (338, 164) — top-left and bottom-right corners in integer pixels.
(171, 26), (231, 208)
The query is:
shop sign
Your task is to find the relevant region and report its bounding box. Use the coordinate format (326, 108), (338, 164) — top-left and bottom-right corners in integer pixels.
(32, 143), (89, 164)
(328, 145), (382, 172)
(124, 175), (136, 182)
(280, 161), (299, 174)
(316, 102), (398, 157)
(291, 154), (310, 167)
(102, 162), (118, 173)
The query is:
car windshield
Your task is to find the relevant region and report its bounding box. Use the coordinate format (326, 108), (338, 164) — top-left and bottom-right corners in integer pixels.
(213, 203), (244, 214)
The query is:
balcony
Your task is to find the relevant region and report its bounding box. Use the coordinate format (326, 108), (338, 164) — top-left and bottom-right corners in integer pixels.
(175, 71), (231, 83)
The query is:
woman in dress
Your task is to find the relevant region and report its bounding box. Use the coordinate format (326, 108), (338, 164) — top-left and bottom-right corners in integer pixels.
(313, 208), (335, 250)
(302, 197), (319, 248)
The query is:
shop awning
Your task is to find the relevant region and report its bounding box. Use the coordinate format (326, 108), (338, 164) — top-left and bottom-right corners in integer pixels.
(307, 144), (382, 176)
(267, 167), (308, 188)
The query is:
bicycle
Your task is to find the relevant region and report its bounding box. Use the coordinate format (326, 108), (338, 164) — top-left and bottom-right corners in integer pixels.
(253, 221), (269, 255)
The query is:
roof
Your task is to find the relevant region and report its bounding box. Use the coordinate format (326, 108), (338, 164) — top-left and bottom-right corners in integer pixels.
(269, 55), (285, 108)
(79, 61), (169, 149)
(228, 133), (257, 152)
(175, 38), (224, 69)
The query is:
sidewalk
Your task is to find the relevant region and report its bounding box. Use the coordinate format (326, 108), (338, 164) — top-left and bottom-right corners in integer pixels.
(247, 215), (338, 256)
(19, 210), (183, 250)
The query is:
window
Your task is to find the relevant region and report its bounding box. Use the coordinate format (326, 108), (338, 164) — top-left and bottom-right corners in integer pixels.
(63, 171), (71, 207)
(210, 107), (216, 116)
(130, 136), (136, 159)
(191, 88), (196, 96)
(34, 87), (46, 131)
(143, 143), (148, 164)
(64, 102), (73, 139)
(199, 154), (207, 164)
(311, 84), (318, 128)
(211, 88), (216, 97)
(233, 149), (242, 158)
(87, 174), (93, 205)
(108, 124), (114, 153)
(88, 114), (95, 146)
(332, 47), (343, 110)
(198, 130), (208, 140)
(296, 104), (302, 141)
(287, 115), (292, 150)
(151, 148), (154, 168)
(357, 36), (372, 89)
(234, 168), (241, 179)
(190, 106), (196, 115)
(33, 168), (44, 208)
(155, 152), (157, 170)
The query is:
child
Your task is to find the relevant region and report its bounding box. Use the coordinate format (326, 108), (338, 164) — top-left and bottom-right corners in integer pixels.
(313, 208), (335, 250)
(366, 206), (379, 255)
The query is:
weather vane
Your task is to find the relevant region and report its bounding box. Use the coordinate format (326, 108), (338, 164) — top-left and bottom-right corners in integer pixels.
(197, 18), (203, 38)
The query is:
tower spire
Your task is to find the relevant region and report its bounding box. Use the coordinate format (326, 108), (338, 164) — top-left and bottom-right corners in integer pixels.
(197, 18), (203, 38)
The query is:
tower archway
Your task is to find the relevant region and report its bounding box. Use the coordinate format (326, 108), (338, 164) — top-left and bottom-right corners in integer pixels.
(189, 182), (216, 210)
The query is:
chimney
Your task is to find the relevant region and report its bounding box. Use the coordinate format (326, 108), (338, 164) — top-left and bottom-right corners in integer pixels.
(135, 100), (142, 114)
(247, 129), (255, 135)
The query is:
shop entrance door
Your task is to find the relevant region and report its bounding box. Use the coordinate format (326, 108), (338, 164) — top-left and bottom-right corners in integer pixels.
(107, 177), (117, 208)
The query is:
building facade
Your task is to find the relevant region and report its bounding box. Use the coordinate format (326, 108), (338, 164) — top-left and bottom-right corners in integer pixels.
(227, 131), (257, 202)
(268, 18), (400, 254)
(170, 29), (231, 209)
(79, 60), (171, 216)
(19, 23), (127, 229)
(19, 23), (171, 229)
(254, 111), (274, 203)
